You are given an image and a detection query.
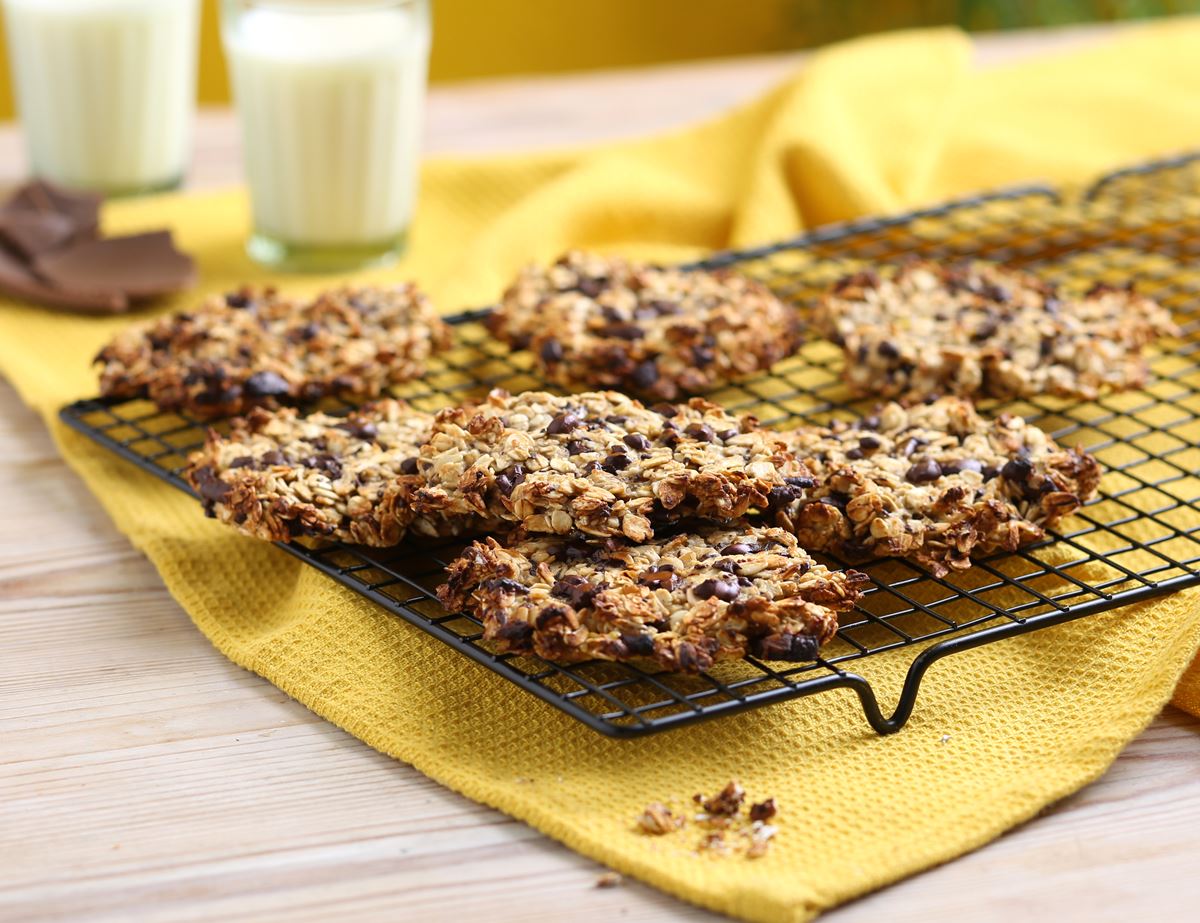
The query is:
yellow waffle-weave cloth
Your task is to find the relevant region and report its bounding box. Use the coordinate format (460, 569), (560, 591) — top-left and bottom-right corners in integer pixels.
(1, 24), (1200, 923)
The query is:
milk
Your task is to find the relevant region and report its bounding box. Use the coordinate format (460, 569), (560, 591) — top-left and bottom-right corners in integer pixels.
(222, 2), (431, 268)
(3, 0), (199, 194)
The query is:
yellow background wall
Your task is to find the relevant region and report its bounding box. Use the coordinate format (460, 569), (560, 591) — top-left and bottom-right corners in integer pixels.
(0, 1), (1183, 122)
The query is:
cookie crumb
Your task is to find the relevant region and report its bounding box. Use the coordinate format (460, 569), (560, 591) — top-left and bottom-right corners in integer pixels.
(698, 779), (745, 816)
(595, 872), (622, 888)
(637, 802), (681, 835)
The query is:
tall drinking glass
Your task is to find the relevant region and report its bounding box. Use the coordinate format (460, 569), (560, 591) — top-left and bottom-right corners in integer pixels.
(2, 0), (200, 196)
(221, 0), (431, 273)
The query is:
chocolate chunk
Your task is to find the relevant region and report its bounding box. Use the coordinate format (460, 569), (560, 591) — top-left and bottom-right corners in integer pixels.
(749, 799), (777, 822)
(495, 463), (526, 497)
(539, 338), (564, 362)
(684, 423), (715, 443)
(260, 450), (286, 466)
(623, 433), (651, 452)
(650, 402), (677, 417)
(877, 340), (900, 359)
(1001, 456), (1033, 482)
(337, 419), (378, 440)
(693, 577), (740, 602)
(546, 411), (581, 435)
(692, 344), (715, 366)
(551, 575), (598, 608)
(190, 465), (231, 505)
(751, 632), (819, 661)
(601, 453), (630, 472)
(942, 458), (982, 475)
(619, 633), (656, 656)
(631, 359), (659, 389)
(566, 438), (591, 455)
(229, 456), (255, 469)
(243, 370), (291, 398)
(34, 230), (196, 301)
(719, 542), (758, 556)
(399, 457), (419, 475)
(859, 435), (881, 451)
(638, 567), (679, 591)
(494, 619), (534, 647)
(576, 276), (606, 298)
(717, 428), (738, 441)
(599, 322), (644, 341)
(906, 458), (943, 484)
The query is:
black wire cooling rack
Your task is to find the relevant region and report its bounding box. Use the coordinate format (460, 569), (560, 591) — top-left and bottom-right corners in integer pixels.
(61, 153), (1200, 738)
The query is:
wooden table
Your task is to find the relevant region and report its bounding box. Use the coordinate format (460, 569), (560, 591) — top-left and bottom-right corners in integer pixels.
(3, 22), (1199, 923)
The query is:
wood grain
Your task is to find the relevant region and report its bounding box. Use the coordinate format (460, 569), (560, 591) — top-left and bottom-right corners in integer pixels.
(3, 21), (1200, 923)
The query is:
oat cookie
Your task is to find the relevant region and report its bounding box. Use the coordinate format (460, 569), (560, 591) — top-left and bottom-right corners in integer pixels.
(414, 389), (813, 542)
(186, 399), (474, 546)
(438, 525), (867, 673)
(815, 260), (1177, 401)
(771, 398), (1101, 575)
(489, 251), (800, 400)
(96, 284), (451, 418)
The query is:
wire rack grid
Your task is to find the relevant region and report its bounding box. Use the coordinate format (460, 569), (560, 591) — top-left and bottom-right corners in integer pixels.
(61, 156), (1200, 738)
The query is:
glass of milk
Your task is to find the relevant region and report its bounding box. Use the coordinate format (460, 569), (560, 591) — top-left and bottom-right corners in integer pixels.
(221, 0), (432, 273)
(2, 0), (200, 196)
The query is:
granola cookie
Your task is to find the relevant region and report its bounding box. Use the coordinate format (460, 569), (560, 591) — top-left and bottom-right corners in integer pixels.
(96, 284), (451, 418)
(771, 398), (1101, 575)
(413, 389), (812, 542)
(489, 251), (800, 400)
(185, 399), (477, 546)
(438, 525), (868, 673)
(815, 261), (1177, 401)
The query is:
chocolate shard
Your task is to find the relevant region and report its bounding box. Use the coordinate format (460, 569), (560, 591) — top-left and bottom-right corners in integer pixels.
(0, 209), (80, 259)
(33, 230), (196, 301)
(0, 245), (126, 314)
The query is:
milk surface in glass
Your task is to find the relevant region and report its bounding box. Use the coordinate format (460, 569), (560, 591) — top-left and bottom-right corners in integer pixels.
(2, 0), (199, 195)
(222, 0), (431, 271)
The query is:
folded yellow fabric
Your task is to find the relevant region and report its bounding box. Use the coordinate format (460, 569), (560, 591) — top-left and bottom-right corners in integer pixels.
(2, 23), (1200, 923)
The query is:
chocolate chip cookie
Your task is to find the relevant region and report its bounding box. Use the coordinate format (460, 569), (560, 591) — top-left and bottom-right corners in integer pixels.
(488, 251), (801, 400)
(816, 261), (1177, 401)
(413, 389), (813, 542)
(185, 399), (480, 546)
(438, 525), (868, 673)
(96, 284), (451, 418)
(772, 398), (1101, 575)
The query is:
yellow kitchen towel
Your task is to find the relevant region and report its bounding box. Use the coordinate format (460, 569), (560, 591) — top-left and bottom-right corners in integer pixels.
(2, 23), (1200, 923)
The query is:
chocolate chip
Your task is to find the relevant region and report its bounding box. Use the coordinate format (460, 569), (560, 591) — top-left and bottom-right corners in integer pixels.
(229, 456), (254, 469)
(494, 619), (534, 647)
(337, 419), (378, 440)
(399, 457), (419, 475)
(225, 292), (250, 308)
(605, 415), (627, 425)
(650, 402), (677, 417)
(243, 370), (290, 398)
(495, 463), (526, 496)
(719, 542), (757, 556)
(785, 476), (815, 489)
(750, 632), (819, 661)
(971, 320), (999, 343)
(692, 344), (715, 366)
(623, 433), (651, 452)
(638, 568), (679, 591)
(565, 439), (590, 455)
(693, 577), (740, 602)
(749, 799), (777, 822)
(297, 321), (320, 340)
(905, 458), (943, 484)
(546, 411), (581, 435)
(191, 465), (231, 504)
(942, 458), (982, 475)
(684, 423), (715, 443)
(859, 435), (881, 451)
(1001, 456), (1033, 482)
(982, 464), (1000, 480)
(858, 415), (880, 431)
(576, 277), (606, 298)
(600, 323), (644, 341)
(260, 450), (285, 466)
(717, 428), (738, 441)
(877, 340), (900, 359)
(631, 359), (659, 389)
(846, 447), (864, 460)
(484, 578), (529, 596)
(601, 453), (630, 472)
(539, 338), (564, 362)
(900, 437), (925, 458)
(551, 576), (598, 608)
(619, 633), (656, 656)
